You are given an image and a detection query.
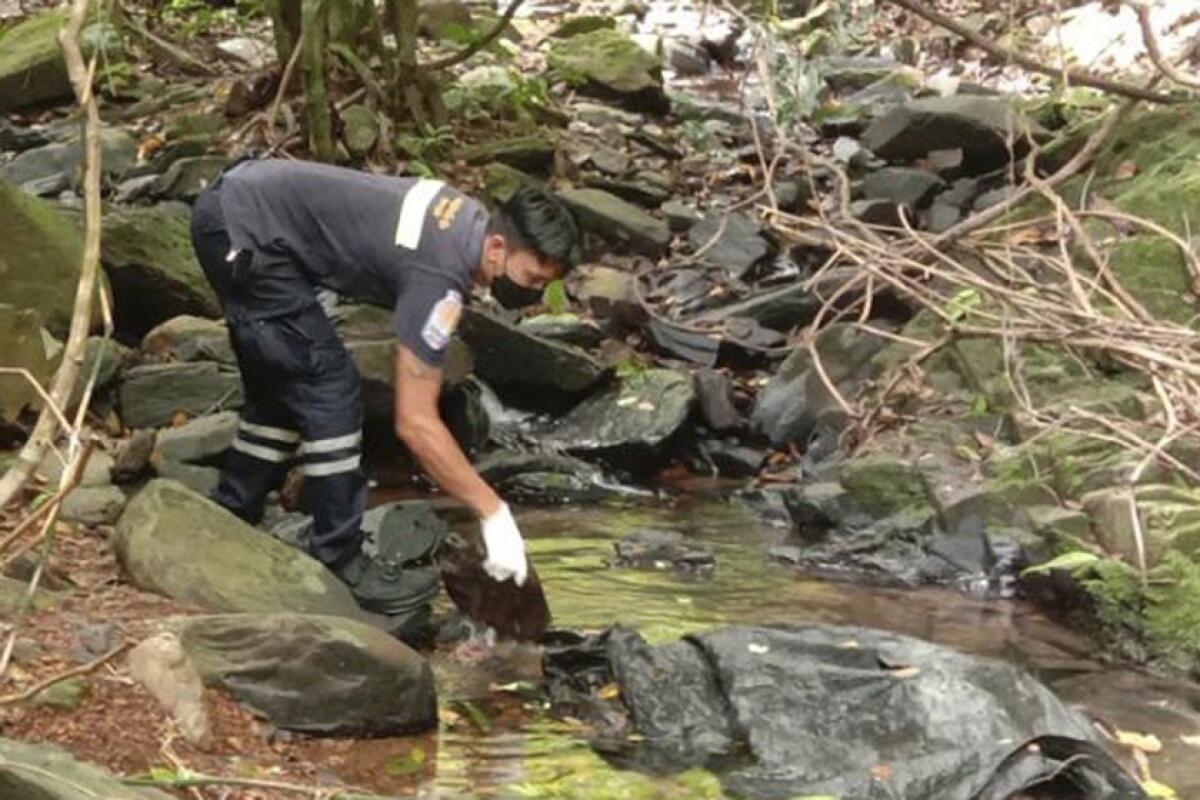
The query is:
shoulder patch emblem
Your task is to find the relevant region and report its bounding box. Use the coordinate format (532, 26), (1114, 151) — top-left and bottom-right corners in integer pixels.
(433, 196), (463, 230)
(421, 289), (463, 351)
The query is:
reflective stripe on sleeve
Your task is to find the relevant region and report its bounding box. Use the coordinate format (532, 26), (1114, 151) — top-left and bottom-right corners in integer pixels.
(394, 180), (445, 249)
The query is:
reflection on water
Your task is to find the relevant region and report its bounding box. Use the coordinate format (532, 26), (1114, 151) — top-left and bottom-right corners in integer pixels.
(332, 498), (1200, 798)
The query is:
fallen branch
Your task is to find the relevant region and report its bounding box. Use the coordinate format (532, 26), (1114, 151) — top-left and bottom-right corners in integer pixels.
(119, 4), (217, 77)
(0, 642), (129, 706)
(886, 0), (1179, 103)
(422, 0), (524, 71)
(1130, 1), (1200, 92)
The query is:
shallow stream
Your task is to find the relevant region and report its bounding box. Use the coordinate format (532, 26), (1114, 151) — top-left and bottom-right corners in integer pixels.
(326, 498), (1200, 798)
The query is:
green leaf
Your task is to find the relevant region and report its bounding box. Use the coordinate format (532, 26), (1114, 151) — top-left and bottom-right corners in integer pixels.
(147, 766), (179, 783)
(455, 700), (492, 732)
(945, 288), (982, 322)
(543, 280), (568, 314)
(1021, 551), (1100, 577)
(384, 748), (427, 777)
(971, 394), (989, 415)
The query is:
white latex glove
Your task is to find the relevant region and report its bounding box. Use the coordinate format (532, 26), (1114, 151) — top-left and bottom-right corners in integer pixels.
(481, 503), (528, 586)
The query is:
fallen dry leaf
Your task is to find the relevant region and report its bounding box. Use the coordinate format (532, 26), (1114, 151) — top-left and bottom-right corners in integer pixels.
(1117, 729), (1164, 754)
(1114, 160), (1139, 180)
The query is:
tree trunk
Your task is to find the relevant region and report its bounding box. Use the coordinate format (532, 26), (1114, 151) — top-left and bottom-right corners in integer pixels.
(300, 0), (335, 161)
(388, 0), (445, 127)
(264, 0), (302, 66)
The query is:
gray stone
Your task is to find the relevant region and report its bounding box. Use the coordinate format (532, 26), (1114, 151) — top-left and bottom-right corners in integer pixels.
(927, 148), (964, 176)
(568, 264), (646, 328)
(127, 632), (211, 746)
(150, 155), (230, 201)
(181, 613), (437, 735)
(69, 336), (129, 411)
(518, 313), (605, 348)
(38, 449), (113, 488)
(141, 315), (235, 365)
(851, 198), (905, 226)
(474, 450), (615, 504)
(119, 362), (244, 429)
(693, 368), (741, 432)
(862, 96), (1039, 173)
(0, 10), (72, 112)
(974, 185), (1021, 211)
(114, 479), (364, 617)
(819, 56), (906, 92)
(0, 178), (88, 337)
(460, 135), (556, 174)
(215, 35), (272, 69)
(688, 211), (773, 280)
(1, 127), (137, 195)
(151, 459), (221, 498)
(112, 429), (156, 484)
(923, 202), (962, 233)
(558, 187), (671, 257)
(1082, 484), (1200, 566)
(664, 37), (710, 77)
(60, 486), (126, 526)
(541, 369), (695, 464)
(580, 174), (670, 208)
(0, 574), (63, 615)
(155, 411), (238, 464)
(0, 119), (53, 152)
(699, 440), (765, 478)
(662, 198), (702, 232)
(861, 167), (944, 209)
(0, 737), (174, 800)
(103, 205), (221, 339)
(341, 104), (379, 158)
(459, 308), (606, 399)
(612, 529), (714, 572)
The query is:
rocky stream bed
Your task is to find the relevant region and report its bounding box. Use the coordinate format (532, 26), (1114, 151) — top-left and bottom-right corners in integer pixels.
(3, 0), (1200, 797)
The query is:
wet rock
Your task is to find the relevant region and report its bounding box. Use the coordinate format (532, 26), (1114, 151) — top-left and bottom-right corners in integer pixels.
(0, 9), (72, 112)
(150, 155), (230, 201)
(141, 315), (235, 365)
(118, 362), (244, 429)
(1, 127), (137, 195)
(861, 166), (944, 209)
(752, 323), (885, 446)
(647, 318), (719, 366)
(458, 308), (606, 400)
(611, 529), (715, 573)
(154, 411), (237, 464)
(127, 632), (211, 746)
(475, 450), (615, 504)
(115, 479), (363, 617)
(850, 197), (905, 226)
(699, 440), (764, 478)
(863, 96), (1039, 174)
(112, 430), (157, 484)
(687, 211), (773, 280)
(547, 29), (669, 114)
(518, 313), (605, 348)
(546, 625), (1125, 799)
(0, 179), (87, 337)
(661, 198), (701, 232)
(541, 369), (694, 466)
(341, 104), (379, 158)
(568, 265), (646, 328)
(181, 613), (437, 735)
(558, 187), (671, 257)
(460, 134), (556, 174)
(693, 369), (741, 432)
(0, 119), (53, 152)
(580, 174), (669, 208)
(0, 737), (174, 800)
(60, 486), (126, 526)
(840, 455), (931, 517)
(0, 305), (53, 422)
(102, 205), (221, 340)
(482, 161), (540, 205)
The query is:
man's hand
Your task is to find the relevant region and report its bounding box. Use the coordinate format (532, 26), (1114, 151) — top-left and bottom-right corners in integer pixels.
(480, 503), (528, 586)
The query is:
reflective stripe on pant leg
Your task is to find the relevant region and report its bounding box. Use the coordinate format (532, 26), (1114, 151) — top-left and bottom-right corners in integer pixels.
(232, 420), (300, 464)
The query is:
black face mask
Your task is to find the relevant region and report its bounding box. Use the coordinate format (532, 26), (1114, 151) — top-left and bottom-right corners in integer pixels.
(492, 276), (544, 309)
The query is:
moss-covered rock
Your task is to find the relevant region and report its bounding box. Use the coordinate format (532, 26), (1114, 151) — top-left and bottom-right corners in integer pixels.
(0, 9), (72, 112)
(340, 104), (379, 158)
(1082, 484), (1200, 566)
(547, 29), (668, 113)
(0, 178), (88, 337)
(459, 134), (556, 174)
(101, 204), (220, 340)
(0, 305), (52, 422)
(1144, 552), (1200, 673)
(1104, 234), (1198, 326)
(0, 737), (174, 800)
(839, 455), (931, 517)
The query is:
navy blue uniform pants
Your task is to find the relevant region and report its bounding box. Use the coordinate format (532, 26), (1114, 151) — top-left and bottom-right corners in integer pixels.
(190, 179), (366, 568)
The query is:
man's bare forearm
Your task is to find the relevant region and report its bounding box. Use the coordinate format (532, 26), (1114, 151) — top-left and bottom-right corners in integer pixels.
(402, 418), (501, 518)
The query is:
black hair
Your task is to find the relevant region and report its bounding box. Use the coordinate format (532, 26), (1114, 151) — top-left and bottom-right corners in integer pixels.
(488, 188), (584, 272)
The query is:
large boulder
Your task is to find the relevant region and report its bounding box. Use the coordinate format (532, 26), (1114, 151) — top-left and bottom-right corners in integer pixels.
(541, 369), (694, 466)
(0, 178), (87, 337)
(1, 127), (137, 195)
(114, 479), (364, 618)
(546, 626), (1137, 800)
(118, 362), (243, 429)
(102, 205), (221, 340)
(862, 96), (1039, 173)
(547, 28), (669, 113)
(0, 305), (53, 422)
(558, 188), (671, 257)
(458, 308), (606, 401)
(0, 737), (174, 800)
(0, 9), (72, 113)
(180, 613), (437, 735)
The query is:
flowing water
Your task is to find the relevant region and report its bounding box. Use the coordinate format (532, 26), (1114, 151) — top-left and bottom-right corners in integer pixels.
(324, 498), (1200, 798)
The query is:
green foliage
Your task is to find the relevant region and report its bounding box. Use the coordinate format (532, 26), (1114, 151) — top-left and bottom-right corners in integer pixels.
(543, 280), (568, 314)
(443, 69), (551, 123)
(1021, 550), (1100, 577)
(384, 747), (427, 777)
(161, 0), (234, 38)
(395, 124), (456, 176)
